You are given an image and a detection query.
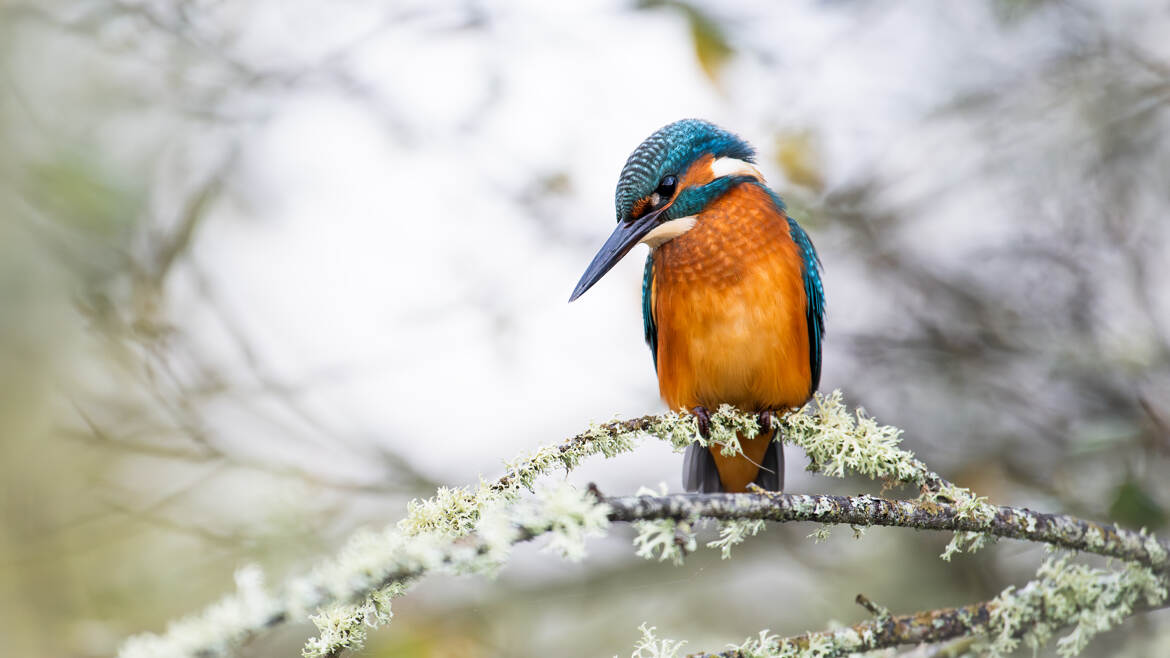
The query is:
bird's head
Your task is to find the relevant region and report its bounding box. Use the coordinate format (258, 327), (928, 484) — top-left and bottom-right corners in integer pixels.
(569, 118), (763, 302)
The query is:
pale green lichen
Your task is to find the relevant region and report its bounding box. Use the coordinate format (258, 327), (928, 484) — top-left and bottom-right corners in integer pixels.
(301, 484), (613, 656)
(707, 402), (761, 456)
(1142, 528), (1169, 565)
(650, 409), (704, 453)
(632, 552), (1168, 658)
(629, 485), (698, 565)
(649, 403), (759, 457)
(302, 588), (394, 658)
(785, 391), (997, 559)
(683, 620), (867, 658)
(645, 393), (998, 559)
(118, 477), (616, 658)
(784, 391), (908, 482)
(727, 629), (782, 657)
(118, 566), (280, 658)
(475, 498), (524, 564)
(977, 552), (1168, 658)
(630, 623), (688, 658)
(398, 484), (486, 537)
(523, 483), (612, 562)
(808, 524), (834, 543)
(802, 631), (840, 657)
(707, 519), (767, 559)
(941, 530), (996, 562)
(635, 482), (670, 497)
(633, 518), (697, 566)
(397, 414), (647, 541)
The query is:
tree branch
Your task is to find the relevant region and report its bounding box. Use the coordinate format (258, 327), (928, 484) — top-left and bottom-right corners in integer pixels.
(686, 599), (996, 657)
(114, 395), (1170, 658)
(603, 492), (1170, 571)
(683, 594), (1170, 658)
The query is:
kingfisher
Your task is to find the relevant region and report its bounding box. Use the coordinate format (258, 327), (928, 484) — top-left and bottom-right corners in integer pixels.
(569, 119), (825, 493)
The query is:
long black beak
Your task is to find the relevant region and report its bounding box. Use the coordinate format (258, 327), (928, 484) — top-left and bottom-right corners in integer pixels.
(569, 209), (663, 302)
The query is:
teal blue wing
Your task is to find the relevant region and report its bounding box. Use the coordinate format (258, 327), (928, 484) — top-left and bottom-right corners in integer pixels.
(786, 218), (825, 392)
(642, 253), (658, 370)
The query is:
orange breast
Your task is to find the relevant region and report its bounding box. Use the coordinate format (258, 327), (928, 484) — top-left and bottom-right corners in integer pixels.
(652, 183), (812, 413)
(652, 183), (812, 492)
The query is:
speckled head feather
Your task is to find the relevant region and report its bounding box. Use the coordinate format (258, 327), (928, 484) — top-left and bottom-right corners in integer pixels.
(615, 119), (755, 223)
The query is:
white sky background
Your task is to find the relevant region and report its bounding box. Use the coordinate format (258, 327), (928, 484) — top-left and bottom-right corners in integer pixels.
(165, 0), (1170, 497)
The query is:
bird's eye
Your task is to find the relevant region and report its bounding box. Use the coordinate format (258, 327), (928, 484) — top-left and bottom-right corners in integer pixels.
(656, 175), (678, 199)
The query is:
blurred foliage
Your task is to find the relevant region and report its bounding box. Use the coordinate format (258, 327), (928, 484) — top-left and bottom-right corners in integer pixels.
(773, 130), (824, 193)
(991, 0), (1058, 24)
(637, 0), (734, 83)
(1109, 479), (1167, 532)
(27, 153), (141, 238)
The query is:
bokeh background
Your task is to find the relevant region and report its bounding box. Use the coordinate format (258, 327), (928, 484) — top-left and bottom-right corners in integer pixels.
(2, 1), (1170, 656)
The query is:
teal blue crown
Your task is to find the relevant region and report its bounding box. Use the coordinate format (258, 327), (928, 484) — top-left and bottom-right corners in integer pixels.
(614, 119), (755, 223)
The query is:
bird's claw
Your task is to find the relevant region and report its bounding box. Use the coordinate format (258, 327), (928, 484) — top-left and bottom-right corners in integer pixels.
(757, 409), (774, 434)
(690, 405), (711, 439)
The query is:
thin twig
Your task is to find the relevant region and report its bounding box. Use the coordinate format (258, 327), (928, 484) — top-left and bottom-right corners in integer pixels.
(854, 593), (887, 617)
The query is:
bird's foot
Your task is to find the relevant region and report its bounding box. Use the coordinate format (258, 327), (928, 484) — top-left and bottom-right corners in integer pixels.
(690, 405), (711, 439)
(756, 410), (774, 434)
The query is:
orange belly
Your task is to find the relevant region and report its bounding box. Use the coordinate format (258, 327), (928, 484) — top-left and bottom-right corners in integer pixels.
(652, 184), (812, 491)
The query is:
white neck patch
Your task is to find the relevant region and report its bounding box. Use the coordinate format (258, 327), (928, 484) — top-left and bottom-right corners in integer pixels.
(639, 215), (698, 249)
(710, 157), (764, 181)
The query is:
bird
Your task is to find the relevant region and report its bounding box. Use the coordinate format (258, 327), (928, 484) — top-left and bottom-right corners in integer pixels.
(569, 119), (825, 493)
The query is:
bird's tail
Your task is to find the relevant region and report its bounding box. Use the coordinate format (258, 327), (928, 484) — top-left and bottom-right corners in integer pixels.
(683, 441), (722, 493)
(753, 434), (784, 492)
(682, 428), (784, 493)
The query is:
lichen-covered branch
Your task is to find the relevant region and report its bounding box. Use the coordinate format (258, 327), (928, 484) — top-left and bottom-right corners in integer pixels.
(604, 492), (1170, 570)
(617, 492), (1170, 657)
(118, 485), (612, 658)
(675, 599), (998, 657)
(115, 392), (1170, 658)
(671, 554), (1168, 658)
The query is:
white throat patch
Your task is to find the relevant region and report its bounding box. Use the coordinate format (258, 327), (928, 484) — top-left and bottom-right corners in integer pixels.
(639, 215), (698, 249)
